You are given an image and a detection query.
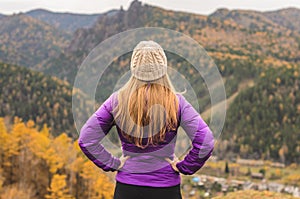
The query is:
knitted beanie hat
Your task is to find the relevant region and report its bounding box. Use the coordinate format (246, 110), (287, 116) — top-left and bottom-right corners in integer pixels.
(130, 41), (167, 81)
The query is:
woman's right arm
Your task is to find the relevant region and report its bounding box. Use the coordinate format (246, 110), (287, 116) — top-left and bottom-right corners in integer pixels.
(175, 94), (215, 175)
(78, 93), (121, 172)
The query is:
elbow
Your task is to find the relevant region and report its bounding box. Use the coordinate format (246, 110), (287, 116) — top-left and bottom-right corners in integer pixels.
(78, 137), (86, 153)
(206, 128), (215, 152)
(208, 137), (215, 152)
(77, 134), (91, 157)
(78, 126), (87, 150)
(198, 131), (214, 160)
(78, 137), (84, 150)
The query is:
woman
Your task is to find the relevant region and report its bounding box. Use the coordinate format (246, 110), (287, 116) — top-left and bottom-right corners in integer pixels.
(78, 41), (215, 199)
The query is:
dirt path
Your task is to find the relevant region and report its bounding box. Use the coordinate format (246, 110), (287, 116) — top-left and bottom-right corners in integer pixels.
(201, 79), (255, 119)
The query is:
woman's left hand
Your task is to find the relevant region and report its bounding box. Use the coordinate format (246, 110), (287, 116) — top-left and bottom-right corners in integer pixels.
(165, 156), (180, 173)
(117, 155), (130, 170)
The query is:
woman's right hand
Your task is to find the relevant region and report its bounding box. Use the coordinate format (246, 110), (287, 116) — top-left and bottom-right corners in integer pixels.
(165, 156), (180, 173)
(117, 155), (130, 170)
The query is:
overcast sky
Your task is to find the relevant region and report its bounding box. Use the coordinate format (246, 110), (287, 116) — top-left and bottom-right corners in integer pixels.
(1, 0), (300, 15)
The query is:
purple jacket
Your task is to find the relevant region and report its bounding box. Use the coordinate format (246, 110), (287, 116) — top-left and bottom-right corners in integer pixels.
(78, 92), (214, 187)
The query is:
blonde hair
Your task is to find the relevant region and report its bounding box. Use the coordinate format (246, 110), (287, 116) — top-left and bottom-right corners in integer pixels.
(113, 75), (179, 148)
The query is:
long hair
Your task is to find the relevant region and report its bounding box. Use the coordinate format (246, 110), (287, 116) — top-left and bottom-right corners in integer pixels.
(113, 75), (179, 148)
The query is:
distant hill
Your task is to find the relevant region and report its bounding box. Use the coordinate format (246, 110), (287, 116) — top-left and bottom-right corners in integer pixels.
(0, 14), (71, 68)
(224, 65), (300, 163)
(25, 9), (117, 33)
(264, 7), (300, 33)
(209, 8), (282, 31)
(207, 8), (300, 61)
(41, 1), (300, 82)
(38, 1), (300, 103)
(0, 62), (93, 137)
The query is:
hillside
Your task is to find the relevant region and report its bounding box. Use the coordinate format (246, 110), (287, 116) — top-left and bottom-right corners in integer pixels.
(38, 4), (297, 108)
(224, 65), (300, 163)
(0, 0), (299, 163)
(41, 1), (300, 84)
(0, 14), (71, 68)
(0, 62), (93, 137)
(30, 1), (300, 163)
(25, 9), (111, 33)
(38, 1), (267, 98)
(264, 7), (300, 33)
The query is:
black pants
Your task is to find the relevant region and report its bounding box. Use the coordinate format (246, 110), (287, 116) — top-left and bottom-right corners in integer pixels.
(113, 181), (182, 199)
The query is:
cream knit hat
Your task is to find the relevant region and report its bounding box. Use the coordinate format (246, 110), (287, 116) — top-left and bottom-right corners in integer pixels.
(130, 41), (167, 81)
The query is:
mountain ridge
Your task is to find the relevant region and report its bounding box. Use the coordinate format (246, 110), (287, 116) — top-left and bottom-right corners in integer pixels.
(25, 8), (119, 33)
(0, 13), (71, 68)
(39, 0), (300, 83)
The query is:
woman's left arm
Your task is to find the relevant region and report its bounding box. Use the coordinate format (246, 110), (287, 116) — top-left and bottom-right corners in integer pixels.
(78, 93), (121, 172)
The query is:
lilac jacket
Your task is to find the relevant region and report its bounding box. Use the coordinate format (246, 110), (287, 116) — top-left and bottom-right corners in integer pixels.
(78, 92), (214, 187)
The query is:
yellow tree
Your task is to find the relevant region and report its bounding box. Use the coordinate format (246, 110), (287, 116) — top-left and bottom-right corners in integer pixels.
(93, 174), (114, 199)
(45, 174), (74, 199)
(0, 169), (4, 193)
(79, 161), (114, 199)
(0, 118), (20, 167)
(66, 141), (86, 198)
(0, 117), (24, 184)
(0, 117), (9, 167)
(15, 120), (39, 186)
(52, 133), (78, 196)
(29, 125), (64, 174)
(28, 123), (63, 193)
(52, 133), (74, 171)
(0, 119), (36, 198)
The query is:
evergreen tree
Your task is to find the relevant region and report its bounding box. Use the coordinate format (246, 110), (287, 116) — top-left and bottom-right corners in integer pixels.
(225, 161), (230, 174)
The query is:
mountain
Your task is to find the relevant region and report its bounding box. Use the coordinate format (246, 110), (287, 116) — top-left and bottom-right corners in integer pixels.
(36, 1), (300, 163)
(0, 0), (299, 162)
(207, 8), (300, 62)
(0, 14), (71, 68)
(264, 7), (300, 33)
(209, 8), (282, 31)
(39, 1), (300, 102)
(224, 65), (300, 163)
(42, 1), (300, 81)
(25, 9), (116, 33)
(0, 62), (93, 137)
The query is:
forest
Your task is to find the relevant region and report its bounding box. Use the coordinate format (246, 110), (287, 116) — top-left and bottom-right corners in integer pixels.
(0, 62), (93, 137)
(0, 118), (114, 199)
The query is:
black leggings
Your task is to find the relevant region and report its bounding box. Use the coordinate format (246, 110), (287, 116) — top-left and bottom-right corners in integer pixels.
(113, 181), (182, 199)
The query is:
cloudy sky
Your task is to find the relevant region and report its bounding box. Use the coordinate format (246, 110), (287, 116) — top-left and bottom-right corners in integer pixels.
(0, 0), (300, 15)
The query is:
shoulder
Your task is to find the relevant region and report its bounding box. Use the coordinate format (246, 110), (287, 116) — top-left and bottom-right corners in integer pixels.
(97, 91), (119, 113)
(175, 93), (189, 110)
(175, 93), (201, 118)
(175, 93), (192, 118)
(175, 93), (185, 102)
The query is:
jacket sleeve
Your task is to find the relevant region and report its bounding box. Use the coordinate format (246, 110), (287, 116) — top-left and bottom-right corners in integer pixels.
(175, 94), (214, 175)
(78, 93), (121, 172)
